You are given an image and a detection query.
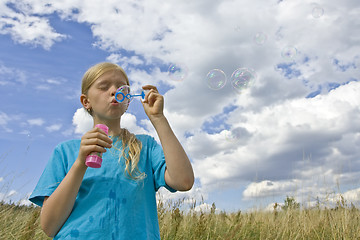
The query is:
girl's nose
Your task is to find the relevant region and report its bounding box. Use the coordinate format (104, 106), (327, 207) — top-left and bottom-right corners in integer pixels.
(110, 86), (118, 96)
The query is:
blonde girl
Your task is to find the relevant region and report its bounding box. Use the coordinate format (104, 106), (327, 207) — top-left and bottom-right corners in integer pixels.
(29, 62), (194, 239)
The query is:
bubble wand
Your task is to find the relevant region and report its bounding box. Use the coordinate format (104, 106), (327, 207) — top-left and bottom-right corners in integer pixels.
(115, 85), (149, 103)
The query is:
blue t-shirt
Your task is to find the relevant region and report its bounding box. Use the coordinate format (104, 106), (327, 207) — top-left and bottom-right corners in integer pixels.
(29, 134), (176, 239)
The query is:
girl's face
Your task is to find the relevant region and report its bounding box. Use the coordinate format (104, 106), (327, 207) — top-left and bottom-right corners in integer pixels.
(83, 69), (129, 122)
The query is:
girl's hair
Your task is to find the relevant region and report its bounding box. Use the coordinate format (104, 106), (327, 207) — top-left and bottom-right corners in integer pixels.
(81, 62), (145, 180)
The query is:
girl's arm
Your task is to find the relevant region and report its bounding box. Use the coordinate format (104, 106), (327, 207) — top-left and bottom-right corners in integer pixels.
(142, 86), (194, 191)
(41, 161), (87, 237)
(151, 116), (194, 191)
(40, 128), (112, 237)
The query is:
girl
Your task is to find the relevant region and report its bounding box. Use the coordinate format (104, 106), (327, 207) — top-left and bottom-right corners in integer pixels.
(29, 62), (194, 239)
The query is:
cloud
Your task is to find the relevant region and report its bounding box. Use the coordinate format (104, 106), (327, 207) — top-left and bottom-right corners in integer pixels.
(35, 77), (68, 91)
(72, 108), (93, 135)
(243, 180), (300, 200)
(120, 113), (149, 135)
(72, 108), (149, 136)
(45, 124), (62, 132)
(0, 63), (27, 85)
(191, 81), (360, 193)
(157, 185), (212, 211)
(0, 112), (12, 132)
(0, 1), (67, 49)
(0, 189), (18, 202)
(27, 118), (45, 126)
(0, 111), (23, 133)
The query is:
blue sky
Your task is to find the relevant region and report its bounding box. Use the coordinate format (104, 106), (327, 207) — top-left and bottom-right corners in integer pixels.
(0, 0), (360, 212)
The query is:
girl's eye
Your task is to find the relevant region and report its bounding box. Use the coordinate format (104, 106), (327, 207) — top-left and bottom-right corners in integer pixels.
(98, 84), (109, 90)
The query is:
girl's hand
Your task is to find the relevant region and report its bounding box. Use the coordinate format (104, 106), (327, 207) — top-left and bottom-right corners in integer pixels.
(77, 126), (113, 166)
(141, 85), (164, 121)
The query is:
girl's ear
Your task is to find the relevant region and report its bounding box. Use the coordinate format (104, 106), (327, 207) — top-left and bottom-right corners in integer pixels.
(80, 94), (91, 110)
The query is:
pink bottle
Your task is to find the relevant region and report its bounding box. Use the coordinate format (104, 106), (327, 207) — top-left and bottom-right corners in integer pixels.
(85, 124), (109, 168)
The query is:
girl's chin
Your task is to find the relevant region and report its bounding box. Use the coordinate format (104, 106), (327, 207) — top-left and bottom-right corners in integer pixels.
(93, 112), (125, 121)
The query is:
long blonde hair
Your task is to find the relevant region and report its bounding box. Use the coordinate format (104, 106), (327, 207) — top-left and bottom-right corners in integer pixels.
(81, 62), (145, 180)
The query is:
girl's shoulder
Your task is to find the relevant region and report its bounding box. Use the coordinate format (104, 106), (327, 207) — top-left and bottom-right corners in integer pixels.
(135, 134), (158, 146)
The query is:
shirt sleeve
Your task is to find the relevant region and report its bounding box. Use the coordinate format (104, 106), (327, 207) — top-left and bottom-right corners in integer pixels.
(148, 136), (177, 193)
(28, 144), (67, 207)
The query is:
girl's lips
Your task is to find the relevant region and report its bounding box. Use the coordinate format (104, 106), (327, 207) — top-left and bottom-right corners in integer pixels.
(110, 99), (119, 105)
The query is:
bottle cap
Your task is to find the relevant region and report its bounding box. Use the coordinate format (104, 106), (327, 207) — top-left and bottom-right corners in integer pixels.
(95, 124), (109, 135)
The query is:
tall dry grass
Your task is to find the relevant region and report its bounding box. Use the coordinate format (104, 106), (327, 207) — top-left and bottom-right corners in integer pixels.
(1, 198), (360, 239)
(0, 202), (50, 239)
(158, 198), (360, 239)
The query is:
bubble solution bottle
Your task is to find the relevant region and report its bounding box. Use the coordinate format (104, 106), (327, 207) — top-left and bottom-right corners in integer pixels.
(85, 124), (109, 168)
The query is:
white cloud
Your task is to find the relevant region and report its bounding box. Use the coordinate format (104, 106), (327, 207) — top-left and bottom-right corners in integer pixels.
(0, 63), (27, 85)
(27, 118), (45, 126)
(341, 188), (360, 204)
(0, 189), (18, 202)
(156, 185), (213, 212)
(191, 82), (360, 194)
(72, 108), (149, 136)
(243, 180), (301, 200)
(72, 108), (93, 135)
(0, 1), (67, 49)
(0, 111), (23, 133)
(35, 77), (67, 91)
(106, 54), (145, 69)
(0, 111), (12, 132)
(121, 113), (149, 135)
(45, 124), (62, 132)
(17, 192), (33, 206)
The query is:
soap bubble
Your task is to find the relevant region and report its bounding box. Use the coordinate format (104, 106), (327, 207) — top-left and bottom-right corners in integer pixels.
(206, 69), (227, 90)
(281, 46), (297, 60)
(115, 85), (133, 103)
(168, 63), (188, 81)
(312, 6), (324, 18)
(254, 32), (267, 45)
(230, 68), (256, 93)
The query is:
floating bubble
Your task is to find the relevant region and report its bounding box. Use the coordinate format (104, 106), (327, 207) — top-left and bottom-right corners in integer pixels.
(206, 69), (227, 90)
(115, 85), (133, 103)
(168, 63), (188, 81)
(312, 6), (324, 18)
(254, 32), (267, 45)
(230, 68), (256, 93)
(281, 46), (297, 60)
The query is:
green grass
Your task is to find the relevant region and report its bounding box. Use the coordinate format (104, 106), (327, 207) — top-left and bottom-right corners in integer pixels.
(1, 200), (360, 239)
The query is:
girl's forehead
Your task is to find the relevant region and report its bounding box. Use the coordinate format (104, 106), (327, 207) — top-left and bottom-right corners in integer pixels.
(96, 70), (128, 85)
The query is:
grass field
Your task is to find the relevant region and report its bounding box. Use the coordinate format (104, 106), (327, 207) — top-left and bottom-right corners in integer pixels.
(1, 198), (360, 239)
